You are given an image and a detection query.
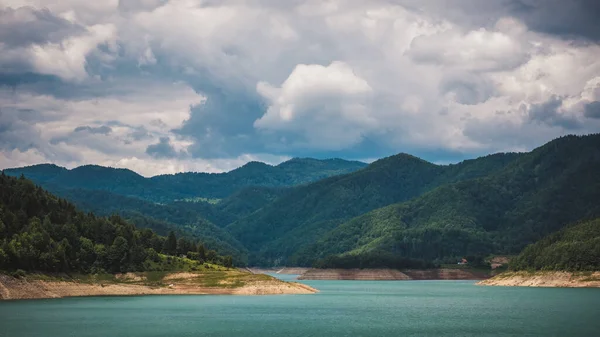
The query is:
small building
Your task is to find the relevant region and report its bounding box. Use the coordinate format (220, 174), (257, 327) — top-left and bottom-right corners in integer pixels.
(457, 258), (468, 265)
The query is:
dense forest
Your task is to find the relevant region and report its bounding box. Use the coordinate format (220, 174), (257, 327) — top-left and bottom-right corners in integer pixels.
(5, 158), (366, 203)
(291, 134), (600, 266)
(227, 152), (522, 264)
(50, 188), (250, 264)
(4, 134), (600, 270)
(509, 218), (600, 271)
(0, 174), (232, 274)
(313, 251), (435, 269)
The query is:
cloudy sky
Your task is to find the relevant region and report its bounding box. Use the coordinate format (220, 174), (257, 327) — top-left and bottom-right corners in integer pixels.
(1, 0), (599, 176)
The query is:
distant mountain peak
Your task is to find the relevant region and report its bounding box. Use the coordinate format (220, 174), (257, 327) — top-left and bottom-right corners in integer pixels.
(4, 163), (66, 171)
(277, 157), (367, 169)
(368, 152), (434, 168)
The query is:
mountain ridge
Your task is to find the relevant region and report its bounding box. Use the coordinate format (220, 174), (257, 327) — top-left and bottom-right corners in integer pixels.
(5, 134), (600, 269)
(4, 157), (368, 202)
(227, 151), (524, 264)
(291, 134), (600, 266)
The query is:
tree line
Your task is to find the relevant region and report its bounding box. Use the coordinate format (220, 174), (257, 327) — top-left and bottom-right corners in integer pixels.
(509, 218), (600, 271)
(312, 251), (435, 269)
(0, 173), (233, 274)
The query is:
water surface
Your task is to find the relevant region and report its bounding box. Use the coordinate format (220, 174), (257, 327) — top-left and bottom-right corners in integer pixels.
(1, 279), (599, 337)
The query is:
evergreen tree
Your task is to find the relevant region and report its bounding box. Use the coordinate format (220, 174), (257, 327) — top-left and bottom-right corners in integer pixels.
(162, 231), (177, 256)
(0, 174), (231, 273)
(197, 243), (206, 260)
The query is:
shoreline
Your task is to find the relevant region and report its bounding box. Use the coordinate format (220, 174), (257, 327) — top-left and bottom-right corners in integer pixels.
(0, 272), (318, 300)
(297, 268), (492, 280)
(477, 271), (600, 288)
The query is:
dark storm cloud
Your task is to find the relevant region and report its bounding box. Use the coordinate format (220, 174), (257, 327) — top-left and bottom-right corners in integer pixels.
(0, 7), (84, 47)
(74, 125), (113, 135)
(0, 72), (119, 102)
(509, 0), (600, 41)
(146, 137), (179, 158)
(401, 0), (600, 41)
(528, 96), (582, 130)
(175, 87), (267, 158)
(584, 101), (600, 119)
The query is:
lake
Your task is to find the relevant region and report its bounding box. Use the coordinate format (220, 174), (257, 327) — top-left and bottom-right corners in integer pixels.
(1, 277), (599, 337)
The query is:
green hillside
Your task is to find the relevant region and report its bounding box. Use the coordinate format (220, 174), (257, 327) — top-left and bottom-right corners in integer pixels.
(4, 134), (599, 269)
(48, 188), (249, 264)
(227, 152), (522, 264)
(0, 174), (233, 273)
(5, 158), (366, 203)
(294, 134), (600, 266)
(509, 218), (600, 271)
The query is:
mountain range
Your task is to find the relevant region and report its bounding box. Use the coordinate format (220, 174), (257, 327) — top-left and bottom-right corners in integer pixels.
(5, 158), (367, 203)
(4, 134), (600, 267)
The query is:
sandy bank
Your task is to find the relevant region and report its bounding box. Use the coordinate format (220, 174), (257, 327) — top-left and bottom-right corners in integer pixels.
(477, 271), (600, 288)
(275, 268), (310, 275)
(246, 267), (310, 275)
(298, 268), (490, 280)
(0, 272), (317, 300)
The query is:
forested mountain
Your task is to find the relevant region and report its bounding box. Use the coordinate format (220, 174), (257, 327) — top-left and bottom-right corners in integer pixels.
(32, 185), (288, 265)
(2, 159), (312, 266)
(227, 152), (522, 264)
(3, 134), (599, 269)
(0, 174), (232, 273)
(291, 134), (600, 266)
(49, 188), (249, 264)
(509, 218), (600, 271)
(5, 158), (366, 203)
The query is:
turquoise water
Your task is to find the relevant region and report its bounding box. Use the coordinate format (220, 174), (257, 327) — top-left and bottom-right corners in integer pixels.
(1, 279), (599, 337)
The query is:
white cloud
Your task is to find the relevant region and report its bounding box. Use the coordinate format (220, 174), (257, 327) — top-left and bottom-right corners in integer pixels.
(29, 23), (116, 81)
(0, 80), (205, 171)
(408, 23), (530, 72)
(255, 61), (377, 150)
(1, 0), (600, 174)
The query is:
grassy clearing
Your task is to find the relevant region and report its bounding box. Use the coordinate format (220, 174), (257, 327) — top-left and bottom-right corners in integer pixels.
(175, 197), (221, 204)
(168, 271), (275, 288)
(2, 257), (282, 290)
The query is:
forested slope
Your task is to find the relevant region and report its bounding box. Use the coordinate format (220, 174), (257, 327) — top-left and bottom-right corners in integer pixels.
(49, 188), (249, 264)
(5, 158), (366, 202)
(509, 218), (600, 271)
(227, 152), (522, 264)
(296, 134), (600, 266)
(0, 174), (232, 273)
(4, 134), (599, 269)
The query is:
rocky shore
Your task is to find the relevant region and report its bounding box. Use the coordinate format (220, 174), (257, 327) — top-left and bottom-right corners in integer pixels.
(0, 272), (317, 300)
(477, 271), (600, 288)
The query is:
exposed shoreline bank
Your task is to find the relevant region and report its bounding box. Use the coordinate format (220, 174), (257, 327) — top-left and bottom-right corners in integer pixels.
(0, 272), (317, 300)
(477, 271), (600, 288)
(297, 268), (491, 280)
(247, 267), (310, 275)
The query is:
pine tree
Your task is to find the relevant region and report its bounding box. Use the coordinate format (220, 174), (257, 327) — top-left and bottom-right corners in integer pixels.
(163, 231), (177, 255)
(197, 243), (206, 260)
